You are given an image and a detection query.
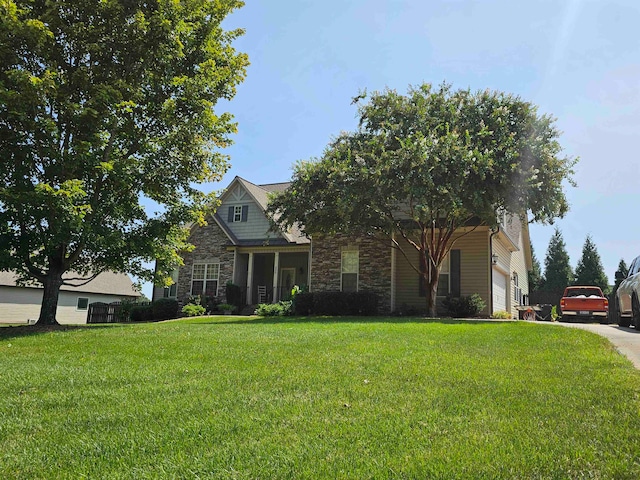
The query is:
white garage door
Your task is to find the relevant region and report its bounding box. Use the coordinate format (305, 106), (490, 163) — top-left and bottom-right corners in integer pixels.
(493, 269), (507, 313)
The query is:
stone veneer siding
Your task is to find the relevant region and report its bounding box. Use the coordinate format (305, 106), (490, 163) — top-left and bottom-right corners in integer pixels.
(310, 234), (392, 313)
(177, 219), (235, 305)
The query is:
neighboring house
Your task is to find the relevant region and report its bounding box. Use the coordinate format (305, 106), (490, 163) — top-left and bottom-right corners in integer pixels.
(155, 176), (533, 318)
(0, 271), (141, 324)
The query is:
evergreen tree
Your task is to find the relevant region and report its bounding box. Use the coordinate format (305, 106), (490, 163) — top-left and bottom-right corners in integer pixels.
(542, 228), (573, 291)
(574, 235), (610, 293)
(613, 259), (629, 291)
(528, 243), (544, 291)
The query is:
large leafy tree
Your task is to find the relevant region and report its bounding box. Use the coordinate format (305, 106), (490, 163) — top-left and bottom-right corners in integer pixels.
(574, 235), (609, 293)
(268, 84), (576, 316)
(542, 228), (573, 292)
(0, 0), (249, 324)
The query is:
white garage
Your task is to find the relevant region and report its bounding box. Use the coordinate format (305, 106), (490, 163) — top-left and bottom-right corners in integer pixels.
(492, 268), (507, 313)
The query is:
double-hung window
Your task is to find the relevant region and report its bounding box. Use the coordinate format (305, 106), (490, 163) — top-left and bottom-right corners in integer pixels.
(419, 251), (460, 297)
(228, 205), (248, 223)
(233, 206), (243, 222)
(436, 255), (450, 296)
(513, 273), (522, 305)
(163, 269), (178, 298)
(341, 250), (359, 292)
(191, 263), (220, 297)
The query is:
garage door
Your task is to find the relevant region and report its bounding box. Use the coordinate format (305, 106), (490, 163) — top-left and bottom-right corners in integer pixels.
(493, 269), (507, 313)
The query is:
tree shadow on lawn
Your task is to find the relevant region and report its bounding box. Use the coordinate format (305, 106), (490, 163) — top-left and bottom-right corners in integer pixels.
(192, 316), (515, 327)
(0, 323), (124, 340)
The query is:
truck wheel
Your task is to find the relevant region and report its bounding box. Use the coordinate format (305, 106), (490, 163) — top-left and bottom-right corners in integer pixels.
(632, 295), (640, 329)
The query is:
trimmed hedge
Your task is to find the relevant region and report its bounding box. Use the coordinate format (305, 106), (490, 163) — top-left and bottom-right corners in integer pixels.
(293, 291), (378, 316)
(130, 304), (153, 322)
(152, 298), (179, 320)
(130, 298), (179, 322)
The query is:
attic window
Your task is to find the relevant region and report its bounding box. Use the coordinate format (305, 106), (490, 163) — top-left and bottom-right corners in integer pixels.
(228, 205), (248, 223)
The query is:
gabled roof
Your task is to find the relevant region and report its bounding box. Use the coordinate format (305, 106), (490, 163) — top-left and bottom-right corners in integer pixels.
(0, 271), (141, 297)
(219, 176), (308, 245)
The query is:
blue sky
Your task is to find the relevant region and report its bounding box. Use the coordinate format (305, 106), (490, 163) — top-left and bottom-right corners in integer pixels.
(143, 0), (640, 297)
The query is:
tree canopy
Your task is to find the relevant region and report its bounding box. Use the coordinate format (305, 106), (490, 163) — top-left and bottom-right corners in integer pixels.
(542, 228), (574, 292)
(574, 235), (609, 293)
(269, 83), (576, 315)
(0, 0), (249, 323)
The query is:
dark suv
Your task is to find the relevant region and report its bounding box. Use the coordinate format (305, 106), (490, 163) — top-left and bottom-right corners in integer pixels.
(616, 255), (640, 328)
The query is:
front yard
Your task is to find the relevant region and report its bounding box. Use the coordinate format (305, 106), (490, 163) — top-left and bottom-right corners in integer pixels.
(1, 317), (639, 479)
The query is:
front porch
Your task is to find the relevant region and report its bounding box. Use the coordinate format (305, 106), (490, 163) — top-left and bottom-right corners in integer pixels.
(232, 248), (310, 305)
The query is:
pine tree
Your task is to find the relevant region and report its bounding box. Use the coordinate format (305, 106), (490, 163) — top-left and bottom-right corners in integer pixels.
(542, 228), (573, 291)
(574, 235), (610, 293)
(528, 243), (544, 291)
(613, 259), (629, 291)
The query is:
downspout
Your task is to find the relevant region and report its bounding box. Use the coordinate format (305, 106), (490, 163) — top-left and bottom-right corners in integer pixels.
(489, 227), (499, 315)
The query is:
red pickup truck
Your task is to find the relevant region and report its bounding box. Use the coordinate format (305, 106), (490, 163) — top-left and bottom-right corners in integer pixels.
(560, 286), (609, 323)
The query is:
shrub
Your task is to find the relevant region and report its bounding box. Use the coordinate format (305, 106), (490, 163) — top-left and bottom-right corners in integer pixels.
(321, 291), (378, 316)
(130, 304), (153, 322)
(182, 303), (206, 317)
(217, 303), (235, 313)
(491, 310), (512, 319)
(293, 292), (314, 315)
(151, 298), (179, 321)
(225, 282), (243, 307)
(255, 301), (293, 316)
(442, 294), (486, 318)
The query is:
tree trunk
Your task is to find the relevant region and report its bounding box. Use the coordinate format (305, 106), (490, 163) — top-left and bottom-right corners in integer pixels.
(425, 271), (439, 318)
(37, 273), (64, 325)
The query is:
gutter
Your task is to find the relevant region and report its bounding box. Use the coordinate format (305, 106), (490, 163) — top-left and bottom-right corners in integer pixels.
(489, 227), (499, 315)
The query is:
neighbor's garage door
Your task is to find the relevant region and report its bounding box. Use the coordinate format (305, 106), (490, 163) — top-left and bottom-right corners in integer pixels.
(493, 269), (507, 313)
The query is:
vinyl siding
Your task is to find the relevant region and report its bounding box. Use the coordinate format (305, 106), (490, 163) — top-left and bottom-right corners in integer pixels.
(492, 215), (531, 318)
(0, 287), (130, 324)
(506, 215), (530, 318)
(394, 229), (490, 315)
(219, 186), (280, 241)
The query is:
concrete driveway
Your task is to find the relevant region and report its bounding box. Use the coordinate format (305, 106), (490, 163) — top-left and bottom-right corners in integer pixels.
(556, 323), (640, 369)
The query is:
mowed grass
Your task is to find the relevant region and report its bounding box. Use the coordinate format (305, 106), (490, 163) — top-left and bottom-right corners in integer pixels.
(1, 317), (639, 479)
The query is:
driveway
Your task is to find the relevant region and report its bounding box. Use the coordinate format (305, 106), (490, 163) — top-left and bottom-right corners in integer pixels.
(556, 323), (640, 369)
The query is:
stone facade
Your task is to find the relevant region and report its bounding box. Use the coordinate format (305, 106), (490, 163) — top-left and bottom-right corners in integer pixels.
(310, 233), (392, 313)
(177, 219), (235, 304)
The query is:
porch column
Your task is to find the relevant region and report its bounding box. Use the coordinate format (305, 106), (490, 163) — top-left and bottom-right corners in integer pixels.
(272, 251), (280, 303)
(247, 252), (254, 305)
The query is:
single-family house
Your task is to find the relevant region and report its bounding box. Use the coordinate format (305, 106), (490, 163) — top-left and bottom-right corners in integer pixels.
(0, 271), (141, 324)
(154, 176), (532, 317)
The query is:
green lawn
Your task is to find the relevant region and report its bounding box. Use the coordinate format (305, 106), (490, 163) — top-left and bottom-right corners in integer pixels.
(1, 317), (639, 479)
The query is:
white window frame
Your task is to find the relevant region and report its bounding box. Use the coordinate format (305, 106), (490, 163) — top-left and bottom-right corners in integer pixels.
(76, 297), (89, 311)
(436, 255), (450, 297)
(341, 249), (359, 292)
(190, 263), (220, 297)
(233, 205), (243, 222)
(513, 272), (522, 305)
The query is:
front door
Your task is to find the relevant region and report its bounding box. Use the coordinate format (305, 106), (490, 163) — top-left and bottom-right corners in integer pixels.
(280, 268), (296, 301)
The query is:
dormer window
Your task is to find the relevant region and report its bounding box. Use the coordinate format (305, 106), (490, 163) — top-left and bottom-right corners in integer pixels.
(228, 205), (248, 223)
